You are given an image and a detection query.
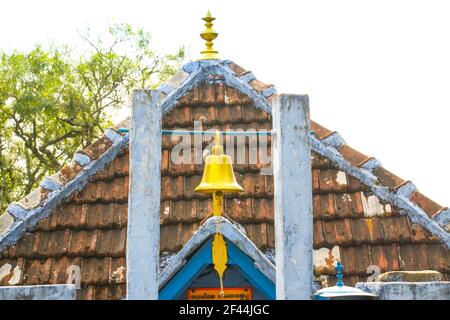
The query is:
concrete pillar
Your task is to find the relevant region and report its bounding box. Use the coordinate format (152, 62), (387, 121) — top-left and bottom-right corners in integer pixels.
(272, 94), (313, 300)
(127, 90), (162, 300)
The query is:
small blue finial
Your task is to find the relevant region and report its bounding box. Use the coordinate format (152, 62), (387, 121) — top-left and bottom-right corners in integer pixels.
(336, 261), (344, 287)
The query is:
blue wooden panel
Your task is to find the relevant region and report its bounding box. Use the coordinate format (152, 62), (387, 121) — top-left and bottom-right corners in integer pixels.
(182, 265), (268, 300)
(159, 239), (212, 300)
(159, 237), (275, 300)
(226, 241), (276, 300)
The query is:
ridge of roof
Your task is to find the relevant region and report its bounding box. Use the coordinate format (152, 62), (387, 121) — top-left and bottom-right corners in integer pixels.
(160, 59), (275, 115)
(0, 59), (448, 253)
(158, 216), (276, 289)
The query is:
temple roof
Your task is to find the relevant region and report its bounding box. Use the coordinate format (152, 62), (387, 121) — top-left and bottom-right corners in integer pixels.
(0, 59), (448, 299)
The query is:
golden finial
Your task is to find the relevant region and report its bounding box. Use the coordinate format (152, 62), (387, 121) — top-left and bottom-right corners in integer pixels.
(199, 10), (219, 60)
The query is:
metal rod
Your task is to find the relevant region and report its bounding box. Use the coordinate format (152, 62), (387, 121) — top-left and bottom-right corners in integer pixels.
(117, 128), (272, 136)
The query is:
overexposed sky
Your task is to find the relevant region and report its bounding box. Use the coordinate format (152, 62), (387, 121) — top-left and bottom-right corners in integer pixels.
(1, 0), (449, 206)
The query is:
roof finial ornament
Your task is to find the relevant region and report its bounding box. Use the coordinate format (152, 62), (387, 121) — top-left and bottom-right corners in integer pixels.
(199, 10), (219, 60)
(335, 261), (344, 287)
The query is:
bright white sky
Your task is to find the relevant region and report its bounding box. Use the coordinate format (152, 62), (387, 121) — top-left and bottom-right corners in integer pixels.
(1, 0), (449, 206)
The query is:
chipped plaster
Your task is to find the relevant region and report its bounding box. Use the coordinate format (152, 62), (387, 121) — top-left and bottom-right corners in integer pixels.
(110, 266), (126, 284)
(72, 153), (91, 167)
(321, 132), (346, 149)
(335, 171), (348, 186)
(313, 246), (340, 270)
(0, 213), (14, 235)
(0, 263), (12, 282)
(8, 265), (21, 285)
(361, 193), (392, 217)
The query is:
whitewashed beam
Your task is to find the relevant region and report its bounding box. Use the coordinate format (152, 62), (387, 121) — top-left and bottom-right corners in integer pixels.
(272, 94), (313, 300)
(127, 90), (162, 300)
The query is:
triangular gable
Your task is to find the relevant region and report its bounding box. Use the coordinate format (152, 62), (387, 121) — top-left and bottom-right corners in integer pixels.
(159, 216), (275, 300)
(159, 60), (273, 115)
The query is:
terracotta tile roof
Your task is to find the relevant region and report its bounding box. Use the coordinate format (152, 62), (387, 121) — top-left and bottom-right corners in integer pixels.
(0, 60), (448, 299)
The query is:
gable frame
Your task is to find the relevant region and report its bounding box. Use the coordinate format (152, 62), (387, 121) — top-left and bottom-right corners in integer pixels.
(159, 237), (275, 300)
(159, 216), (276, 289)
(160, 60), (272, 116)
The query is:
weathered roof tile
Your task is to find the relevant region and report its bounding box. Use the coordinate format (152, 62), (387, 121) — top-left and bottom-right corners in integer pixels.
(96, 229), (114, 257)
(59, 163), (83, 184)
(80, 136), (113, 161)
(227, 62), (246, 76)
(22, 258), (52, 285)
(311, 121), (333, 140)
(398, 244), (418, 270)
(372, 167), (405, 191)
(48, 230), (71, 257)
(313, 220), (326, 248)
(410, 223), (433, 243)
(338, 144), (370, 167)
(8, 232), (35, 259)
(410, 191), (443, 218)
(379, 216), (412, 243)
(49, 256), (68, 284)
(370, 244), (400, 273)
(318, 194), (337, 220)
(353, 244), (371, 275)
(81, 257), (110, 286)
(427, 244), (449, 272)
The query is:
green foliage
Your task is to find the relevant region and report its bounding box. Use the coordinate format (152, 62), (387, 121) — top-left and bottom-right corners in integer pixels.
(0, 23), (185, 212)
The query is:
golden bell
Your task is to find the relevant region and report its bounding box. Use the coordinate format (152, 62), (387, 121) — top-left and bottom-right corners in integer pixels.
(195, 133), (243, 194)
(195, 132), (241, 293)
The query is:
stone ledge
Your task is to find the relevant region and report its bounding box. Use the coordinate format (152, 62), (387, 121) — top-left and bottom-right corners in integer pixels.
(376, 270), (442, 282)
(356, 281), (450, 300)
(0, 284), (76, 300)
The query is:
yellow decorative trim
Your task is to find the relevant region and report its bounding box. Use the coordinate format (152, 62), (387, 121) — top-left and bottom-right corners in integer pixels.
(212, 232), (227, 296)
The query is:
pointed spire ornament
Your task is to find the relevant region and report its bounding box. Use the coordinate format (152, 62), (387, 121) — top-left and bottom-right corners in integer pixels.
(199, 10), (219, 60)
(336, 261), (344, 287)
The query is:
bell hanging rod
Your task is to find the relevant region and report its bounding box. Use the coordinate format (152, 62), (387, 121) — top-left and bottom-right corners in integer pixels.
(117, 128), (273, 136)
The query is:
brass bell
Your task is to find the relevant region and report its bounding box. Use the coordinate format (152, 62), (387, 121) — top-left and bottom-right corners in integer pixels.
(195, 132), (243, 194)
(194, 132), (242, 295)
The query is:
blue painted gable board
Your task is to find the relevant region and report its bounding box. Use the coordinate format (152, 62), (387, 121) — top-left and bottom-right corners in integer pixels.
(227, 241), (276, 300)
(159, 239), (212, 300)
(159, 237), (275, 300)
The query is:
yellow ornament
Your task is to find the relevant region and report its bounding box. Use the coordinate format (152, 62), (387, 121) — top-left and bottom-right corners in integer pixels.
(199, 10), (219, 60)
(212, 232), (227, 296)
